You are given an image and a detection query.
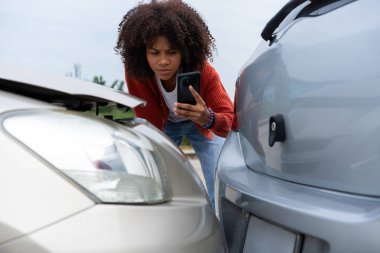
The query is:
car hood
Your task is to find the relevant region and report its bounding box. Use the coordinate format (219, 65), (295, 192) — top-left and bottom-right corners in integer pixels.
(0, 64), (145, 110)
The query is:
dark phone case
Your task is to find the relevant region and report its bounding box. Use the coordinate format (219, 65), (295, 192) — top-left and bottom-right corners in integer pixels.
(177, 71), (201, 105)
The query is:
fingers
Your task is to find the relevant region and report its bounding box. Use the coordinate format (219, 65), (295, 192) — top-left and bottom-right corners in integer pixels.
(174, 102), (200, 118)
(174, 105), (199, 122)
(174, 106), (196, 117)
(174, 86), (209, 125)
(189, 85), (206, 106)
(174, 102), (209, 125)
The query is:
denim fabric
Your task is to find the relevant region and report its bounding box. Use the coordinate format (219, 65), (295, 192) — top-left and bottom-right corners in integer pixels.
(164, 120), (225, 208)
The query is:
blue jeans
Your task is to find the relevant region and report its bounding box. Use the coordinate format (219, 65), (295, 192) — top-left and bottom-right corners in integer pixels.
(164, 120), (225, 208)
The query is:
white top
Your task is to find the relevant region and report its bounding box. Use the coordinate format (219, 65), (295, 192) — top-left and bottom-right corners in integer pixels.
(156, 75), (187, 123)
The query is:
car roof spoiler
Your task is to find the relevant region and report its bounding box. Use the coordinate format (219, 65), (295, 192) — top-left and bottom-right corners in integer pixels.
(261, 0), (356, 43)
(261, 0), (308, 43)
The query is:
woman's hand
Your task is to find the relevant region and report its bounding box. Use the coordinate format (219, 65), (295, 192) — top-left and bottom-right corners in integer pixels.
(174, 85), (210, 126)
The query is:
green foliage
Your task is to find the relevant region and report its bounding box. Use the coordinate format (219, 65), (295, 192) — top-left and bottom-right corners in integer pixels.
(180, 136), (191, 148)
(111, 80), (125, 92)
(92, 75), (106, 85)
(90, 74), (191, 147)
(85, 103), (135, 120)
(89, 75), (133, 119)
(99, 104), (135, 120)
(92, 75), (125, 92)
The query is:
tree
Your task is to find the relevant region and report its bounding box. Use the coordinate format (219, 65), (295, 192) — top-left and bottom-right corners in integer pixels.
(92, 75), (106, 85)
(110, 80), (125, 92)
(92, 75), (125, 92)
(74, 64), (82, 79)
(89, 75), (134, 119)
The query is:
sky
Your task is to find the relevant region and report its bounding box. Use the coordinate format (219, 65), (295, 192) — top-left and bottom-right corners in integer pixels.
(0, 0), (288, 99)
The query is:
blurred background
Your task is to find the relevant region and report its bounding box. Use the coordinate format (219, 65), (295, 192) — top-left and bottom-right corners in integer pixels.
(0, 0), (289, 184)
(0, 0), (288, 99)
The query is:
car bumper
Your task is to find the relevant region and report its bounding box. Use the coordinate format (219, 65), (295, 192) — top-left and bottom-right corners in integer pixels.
(216, 131), (380, 253)
(0, 200), (226, 253)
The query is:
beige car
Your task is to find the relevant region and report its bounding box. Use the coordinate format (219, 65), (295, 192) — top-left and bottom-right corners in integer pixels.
(0, 65), (226, 253)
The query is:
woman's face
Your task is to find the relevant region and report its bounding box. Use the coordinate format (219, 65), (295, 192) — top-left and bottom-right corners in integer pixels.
(146, 36), (182, 84)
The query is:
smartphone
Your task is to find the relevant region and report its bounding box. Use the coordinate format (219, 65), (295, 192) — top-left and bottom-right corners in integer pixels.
(177, 71), (201, 105)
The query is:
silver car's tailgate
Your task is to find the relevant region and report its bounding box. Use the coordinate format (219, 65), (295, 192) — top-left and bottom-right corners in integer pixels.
(236, 0), (380, 196)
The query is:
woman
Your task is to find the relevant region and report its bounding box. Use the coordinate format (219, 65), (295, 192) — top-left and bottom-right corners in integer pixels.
(115, 0), (233, 208)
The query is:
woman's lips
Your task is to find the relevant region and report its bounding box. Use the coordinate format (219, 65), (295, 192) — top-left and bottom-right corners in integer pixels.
(158, 69), (171, 74)
(157, 69), (172, 78)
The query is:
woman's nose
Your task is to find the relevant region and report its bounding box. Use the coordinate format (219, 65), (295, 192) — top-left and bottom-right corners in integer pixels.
(158, 55), (169, 65)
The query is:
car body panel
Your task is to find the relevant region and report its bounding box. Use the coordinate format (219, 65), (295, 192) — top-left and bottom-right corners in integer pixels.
(0, 203), (224, 253)
(0, 90), (59, 111)
(217, 131), (380, 253)
(0, 117), (94, 243)
(0, 67), (226, 252)
(236, 0), (380, 196)
(0, 64), (145, 109)
(217, 0), (380, 252)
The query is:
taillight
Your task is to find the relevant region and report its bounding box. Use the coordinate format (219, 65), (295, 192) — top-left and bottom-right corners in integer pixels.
(231, 79), (239, 131)
(231, 113), (238, 131)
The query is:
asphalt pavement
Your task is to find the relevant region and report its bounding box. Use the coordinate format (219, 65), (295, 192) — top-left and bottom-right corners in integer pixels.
(182, 147), (206, 186)
(188, 157), (205, 184)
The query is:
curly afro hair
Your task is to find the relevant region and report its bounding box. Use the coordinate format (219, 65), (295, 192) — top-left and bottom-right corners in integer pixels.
(115, 0), (216, 81)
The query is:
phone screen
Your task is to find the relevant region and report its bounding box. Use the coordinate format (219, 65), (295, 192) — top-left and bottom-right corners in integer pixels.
(177, 71), (201, 105)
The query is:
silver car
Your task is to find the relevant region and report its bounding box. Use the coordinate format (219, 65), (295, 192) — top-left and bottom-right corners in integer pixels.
(216, 0), (380, 252)
(0, 65), (226, 253)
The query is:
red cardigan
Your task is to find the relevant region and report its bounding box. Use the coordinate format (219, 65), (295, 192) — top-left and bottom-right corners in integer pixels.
(125, 61), (234, 139)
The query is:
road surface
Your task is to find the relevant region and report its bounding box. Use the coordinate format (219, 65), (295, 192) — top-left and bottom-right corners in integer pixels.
(182, 148), (206, 186)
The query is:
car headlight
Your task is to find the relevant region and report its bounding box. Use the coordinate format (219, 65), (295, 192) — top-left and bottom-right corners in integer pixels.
(3, 110), (170, 204)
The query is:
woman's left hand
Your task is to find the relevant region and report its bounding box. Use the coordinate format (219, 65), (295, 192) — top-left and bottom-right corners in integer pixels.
(174, 85), (210, 126)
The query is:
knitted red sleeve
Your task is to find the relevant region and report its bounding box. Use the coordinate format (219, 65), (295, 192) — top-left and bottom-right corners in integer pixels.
(200, 62), (234, 137)
(125, 76), (167, 130)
